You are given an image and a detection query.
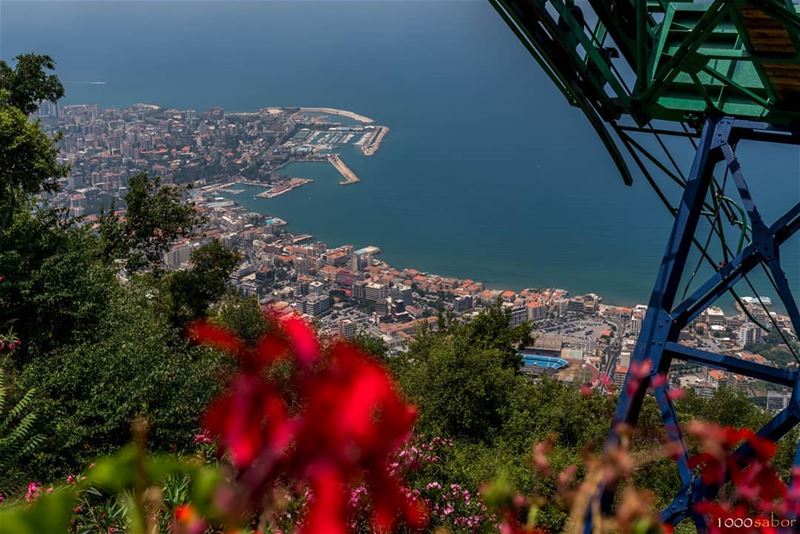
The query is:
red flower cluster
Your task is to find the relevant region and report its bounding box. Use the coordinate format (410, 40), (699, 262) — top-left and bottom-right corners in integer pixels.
(188, 315), (426, 533)
(688, 421), (793, 532)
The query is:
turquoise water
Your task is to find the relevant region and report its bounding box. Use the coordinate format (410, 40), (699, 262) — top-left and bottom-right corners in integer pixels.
(3, 1), (797, 305)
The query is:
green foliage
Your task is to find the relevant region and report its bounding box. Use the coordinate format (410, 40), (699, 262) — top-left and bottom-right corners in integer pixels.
(164, 239), (240, 328)
(19, 282), (227, 481)
(0, 54), (64, 115)
(437, 299), (532, 371)
(99, 173), (200, 273)
(353, 332), (389, 359)
(0, 368), (43, 488)
(500, 377), (615, 452)
(0, 208), (114, 361)
(401, 333), (518, 441)
(0, 488), (77, 534)
(214, 294), (268, 345)
(676, 386), (768, 430)
(0, 105), (67, 225)
(0, 54), (67, 227)
(0, 441), (223, 534)
(746, 330), (800, 368)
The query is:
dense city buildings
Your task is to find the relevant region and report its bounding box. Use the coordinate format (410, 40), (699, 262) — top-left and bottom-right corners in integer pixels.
(38, 103), (387, 217)
(46, 102), (798, 410)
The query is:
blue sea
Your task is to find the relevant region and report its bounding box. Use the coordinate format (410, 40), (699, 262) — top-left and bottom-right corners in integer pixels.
(2, 0), (798, 306)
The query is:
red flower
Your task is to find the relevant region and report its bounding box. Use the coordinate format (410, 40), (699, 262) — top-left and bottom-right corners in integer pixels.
(189, 314), (425, 533)
(689, 421), (788, 528)
(172, 504), (207, 534)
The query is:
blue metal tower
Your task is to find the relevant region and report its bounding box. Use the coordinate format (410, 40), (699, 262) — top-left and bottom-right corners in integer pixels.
(491, 1), (800, 530)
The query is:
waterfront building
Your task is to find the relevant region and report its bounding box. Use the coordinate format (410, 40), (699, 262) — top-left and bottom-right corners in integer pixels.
(527, 302), (548, 323)
(630, 315), (642, 337)
(582, 294), (601, 314)
(509, 305), (528, 328)
(567, 298), (585, 314)
(704, 306), (726, 326)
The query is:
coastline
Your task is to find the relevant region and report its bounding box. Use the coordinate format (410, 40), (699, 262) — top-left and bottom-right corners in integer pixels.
(217, 183), (644, 308)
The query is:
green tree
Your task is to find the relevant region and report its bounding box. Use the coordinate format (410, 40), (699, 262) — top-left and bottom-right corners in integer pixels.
(164, 239), (239, 328)
(437, 299), (532, 371)
(0, 54), (64, 115)
(20, 282), (227, 481)
(0, 55), (67, 227)
(0, 105), (66, 201)
(215, 294), (268, 345)
(400, 332), (518, 441)
(99, 173), (200, 273)
(0, 208), (114, 362)
(353, 333), (389, 358)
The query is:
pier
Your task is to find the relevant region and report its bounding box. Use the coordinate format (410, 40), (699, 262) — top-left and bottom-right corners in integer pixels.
(361, 126), (389, 156)
(327, 154), (360, 185)
(255, 177), (313, 198)
(297, 107), (374, 124)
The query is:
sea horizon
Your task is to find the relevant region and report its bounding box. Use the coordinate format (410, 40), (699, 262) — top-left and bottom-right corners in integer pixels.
(3, 0), (797, 308)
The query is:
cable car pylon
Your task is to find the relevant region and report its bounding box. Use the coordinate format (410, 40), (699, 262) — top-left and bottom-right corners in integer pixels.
(491, 1), (800, 530)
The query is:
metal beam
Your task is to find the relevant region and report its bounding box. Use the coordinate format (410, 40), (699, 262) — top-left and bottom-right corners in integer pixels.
(664, 342), (798, 387)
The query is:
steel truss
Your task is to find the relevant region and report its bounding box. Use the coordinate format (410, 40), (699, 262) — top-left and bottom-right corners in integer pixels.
(594, 116), (800, 532)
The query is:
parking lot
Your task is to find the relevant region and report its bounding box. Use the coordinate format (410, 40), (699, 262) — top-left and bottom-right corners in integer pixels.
(537, 315), (619, 352)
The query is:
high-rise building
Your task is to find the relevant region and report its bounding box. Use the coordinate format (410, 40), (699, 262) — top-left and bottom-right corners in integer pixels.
(309, 281), (325, 295)
(738, 322), (763, 346)
(163, 241), (199, 270)
(339, 319), (357, 340)
(365, 282), (388, 303)
(454, 295), (473, 313)
(704, 306), (726, 326)
(304, 294), (331, 317)
(555, 298), (569, 318)
(766, 391), (791, 413)
(509, 305), (528, 327)
(392, 284), (414, 305)
(527, 302), (547, 322)
(352, 280), (368, 301)
(630, 315), (642, 337)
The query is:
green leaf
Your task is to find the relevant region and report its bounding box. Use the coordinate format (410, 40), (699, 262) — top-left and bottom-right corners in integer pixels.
(86, 445), (138, 491)
(0, 488), (76, 534)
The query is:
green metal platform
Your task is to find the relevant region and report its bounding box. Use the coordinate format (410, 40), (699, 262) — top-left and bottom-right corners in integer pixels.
(491, 0), (800, 126)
